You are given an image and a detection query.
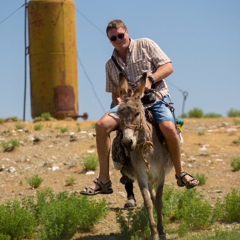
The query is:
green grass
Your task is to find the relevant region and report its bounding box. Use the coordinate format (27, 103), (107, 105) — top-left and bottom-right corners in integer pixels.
(34, 123), (44, 131)
(231, 157), (240, 171)
(179, 227), (240, 240)
(1, 139), (20, 152)
(25, 174), (44, 189)
(0, 189), (107, 240)
(82, 154), (99, 171)
(117, 187), (240, 239)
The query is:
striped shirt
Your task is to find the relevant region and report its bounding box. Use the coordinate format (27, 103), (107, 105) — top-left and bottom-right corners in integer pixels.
(105, 38), (172, 107)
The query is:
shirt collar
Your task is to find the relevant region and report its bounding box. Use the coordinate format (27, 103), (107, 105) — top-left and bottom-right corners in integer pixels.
(112, 38), (134, 57)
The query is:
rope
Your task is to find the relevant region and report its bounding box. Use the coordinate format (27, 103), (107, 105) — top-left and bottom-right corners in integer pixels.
(137, 140), (153, 173)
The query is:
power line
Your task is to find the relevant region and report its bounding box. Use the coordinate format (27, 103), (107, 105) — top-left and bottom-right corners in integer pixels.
(75, 8), (105, 36)
(0, 4), (25, 25)
(77, 54), (106, 113)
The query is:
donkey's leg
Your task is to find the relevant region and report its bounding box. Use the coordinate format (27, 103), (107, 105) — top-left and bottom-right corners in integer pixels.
(155, 184), (166, 240)
(148, 183), (156, 204)
(138, 179), (159, 240)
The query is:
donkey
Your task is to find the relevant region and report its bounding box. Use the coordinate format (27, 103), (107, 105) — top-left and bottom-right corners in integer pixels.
(115, 72), (173, 240)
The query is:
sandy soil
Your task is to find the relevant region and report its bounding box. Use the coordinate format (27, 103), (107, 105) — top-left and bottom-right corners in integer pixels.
(0, 117), (239, 239)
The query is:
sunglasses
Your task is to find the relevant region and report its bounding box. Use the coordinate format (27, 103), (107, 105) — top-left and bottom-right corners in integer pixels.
(109, 30), (126, 42)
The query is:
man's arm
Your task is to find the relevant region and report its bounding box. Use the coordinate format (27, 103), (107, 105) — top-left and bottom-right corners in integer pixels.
(112, 91), (121, 106)
(146, 62), (174, 90)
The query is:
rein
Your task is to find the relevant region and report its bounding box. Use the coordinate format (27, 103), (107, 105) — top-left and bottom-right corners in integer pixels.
(121, 113), (153, 173)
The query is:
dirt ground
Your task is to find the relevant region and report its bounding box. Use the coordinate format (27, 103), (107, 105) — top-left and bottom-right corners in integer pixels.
(0, 117), (240, 239)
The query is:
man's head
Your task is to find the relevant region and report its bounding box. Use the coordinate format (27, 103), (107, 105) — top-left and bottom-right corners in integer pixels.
(106, 20), (130, 50)
(106, 19), (127, 35)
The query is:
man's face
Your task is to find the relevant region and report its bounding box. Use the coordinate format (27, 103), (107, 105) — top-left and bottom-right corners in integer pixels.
(107, 27), (130, 50)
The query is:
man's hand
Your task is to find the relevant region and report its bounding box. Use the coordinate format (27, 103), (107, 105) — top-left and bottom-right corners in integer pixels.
(145, 77), (153, 91)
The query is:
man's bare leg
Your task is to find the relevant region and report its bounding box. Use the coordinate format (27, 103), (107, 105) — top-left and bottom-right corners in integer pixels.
(159, 121), (199, 187)
(81, 113), (119, 194)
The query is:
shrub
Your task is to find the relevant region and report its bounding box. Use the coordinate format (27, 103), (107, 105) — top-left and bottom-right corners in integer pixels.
(0, 201), (37, 239)
(25, 174), (44, 189)
(181, 227), (240, 240)
(175, 189), (212, 231)
(227, 108), (240, 117)
(65, 176), (77, 186)
(15, 122), (25, 130)
(33, 112), (55, 122)
(117, 207), (150, 239)
(233, 118), (240, 125)
(214, 188), (240, 223)
(34, 123), (44, 131)
(203, 112), (222, 118)
(60, 127), (68, 133)
(162, 184), (181, 223)
(232, 137), (240, 145)
(83, 154), (99, 171)
(1, 139), (20, 152)
(188, 108), (203, 118)
(37, 191), (107, 240)
(231, 157), (240, 171)
(41, 112), (53, 120)
(0, 189), (107, 240)
(195, 173), (207, 185)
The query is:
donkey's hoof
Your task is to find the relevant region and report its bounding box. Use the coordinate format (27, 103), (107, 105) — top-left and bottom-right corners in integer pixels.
(159, 233), (167, 240)
(152, 234), (159, 240)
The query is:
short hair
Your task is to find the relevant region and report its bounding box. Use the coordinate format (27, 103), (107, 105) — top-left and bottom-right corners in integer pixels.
(106, 19), (127, 35)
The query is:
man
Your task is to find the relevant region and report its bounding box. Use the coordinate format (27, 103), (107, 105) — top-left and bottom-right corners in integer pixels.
(80, 20), (199, 204)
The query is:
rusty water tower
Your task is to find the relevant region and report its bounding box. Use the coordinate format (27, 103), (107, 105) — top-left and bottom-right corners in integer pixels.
(28, 0), (84, 120)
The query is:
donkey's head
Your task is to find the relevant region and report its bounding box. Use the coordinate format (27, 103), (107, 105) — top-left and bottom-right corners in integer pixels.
(117, 72), (147, 151)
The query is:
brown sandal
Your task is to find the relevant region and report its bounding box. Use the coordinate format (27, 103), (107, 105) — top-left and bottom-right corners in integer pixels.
(175, 172), (199, 189)
(80, 178), (113, 195)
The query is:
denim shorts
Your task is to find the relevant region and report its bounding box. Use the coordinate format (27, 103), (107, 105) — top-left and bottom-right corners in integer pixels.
(109, 95), (175, 123)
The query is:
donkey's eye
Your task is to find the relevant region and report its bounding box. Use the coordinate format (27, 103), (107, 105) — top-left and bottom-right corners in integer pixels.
(135, 112), (140, 118)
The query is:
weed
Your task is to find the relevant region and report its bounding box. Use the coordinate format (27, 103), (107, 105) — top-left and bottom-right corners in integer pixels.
(83, 154), (99, 171)
(227, 108), (240, 117)
(0, 118), (3, 124)
(232, 137), (240, 145)
(0, 200), (36, 239)
(231, 157), (240, 171)
(179, 227), (240, 240)
(117, 207), (150, 239)
(34, 123), (44, 131)
(41, 112), (53, 120)
(198, 131), (205, 136)
(37, 191), (107, 240)
(175, 189), (212, 232)
(195, 173), (207, 185)
(33, 112), (55, 122)
(214, 188), (240, 223)
(233, 118), (240, 125)
(65, 176), (77, 186)
(60, 127), (68, 133)
(162, 184), (181, 223)
(188, 108), (203, 118)
(203, 113), (222, 118)
(8, 116), (20, 121)
(1, 139), (20, 152)
(15, 122), (25, 130)
(25, 174), (43, 189)
(0, 189), (107, 240)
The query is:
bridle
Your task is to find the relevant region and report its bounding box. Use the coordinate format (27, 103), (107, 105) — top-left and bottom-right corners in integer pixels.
(120, 110), (152, 172)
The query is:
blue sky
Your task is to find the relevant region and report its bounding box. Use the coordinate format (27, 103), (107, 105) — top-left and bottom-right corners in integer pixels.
(1, 0), (240, 121)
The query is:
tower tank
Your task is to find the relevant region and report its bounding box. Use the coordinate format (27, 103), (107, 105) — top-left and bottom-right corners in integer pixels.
(28, 0), (79, 119)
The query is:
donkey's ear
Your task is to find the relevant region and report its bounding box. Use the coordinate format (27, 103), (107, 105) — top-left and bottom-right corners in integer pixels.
(136, 72), (147, 98)
(119, 72), (131, 97)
